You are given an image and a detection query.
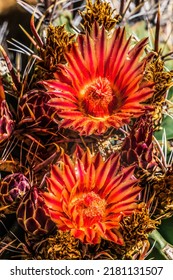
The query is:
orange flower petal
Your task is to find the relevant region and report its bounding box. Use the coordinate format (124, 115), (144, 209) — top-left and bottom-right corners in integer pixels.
(44, 148), (141, 245)
(43, 24), (153, 135)
(42, 192), (61, 211)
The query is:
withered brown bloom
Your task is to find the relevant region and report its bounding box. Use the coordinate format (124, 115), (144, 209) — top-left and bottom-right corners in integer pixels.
(144, 55), (173, 130)
(80, 0), (121, 31)
(34, 24), (75, 80)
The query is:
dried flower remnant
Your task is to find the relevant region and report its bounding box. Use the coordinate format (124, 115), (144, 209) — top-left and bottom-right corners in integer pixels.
(43, 23), (153, 135)
(144, 55), (173, 130)
(153, 167), (173, 219)
(43, 25), (75, 67)
(144, 56), (173, 103)
(80, 0), (121, 31)
(43, 147), (141, 244)
(34, 24), (75, 80)
(120, 206), (159, 259)
(95, 135), (122, 160)
(27, 230), (81, 260)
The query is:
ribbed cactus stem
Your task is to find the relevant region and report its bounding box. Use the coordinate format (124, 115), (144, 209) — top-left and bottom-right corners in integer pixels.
(149, 229), (173, 259)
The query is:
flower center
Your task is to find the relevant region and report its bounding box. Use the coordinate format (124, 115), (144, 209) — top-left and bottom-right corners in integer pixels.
(81, 77), (117, 118)
(72, 191), (106, 222)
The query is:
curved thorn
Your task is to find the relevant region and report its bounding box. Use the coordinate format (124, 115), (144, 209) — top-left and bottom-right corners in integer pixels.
(30, 14), (44, 48)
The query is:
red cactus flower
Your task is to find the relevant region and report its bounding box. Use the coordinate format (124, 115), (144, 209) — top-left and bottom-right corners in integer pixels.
(43, 147), (141, 244)
(42, 23), (153, 135)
